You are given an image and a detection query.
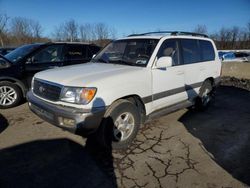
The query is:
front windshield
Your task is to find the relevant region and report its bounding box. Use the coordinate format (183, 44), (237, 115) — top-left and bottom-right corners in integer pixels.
(5, 44), (40, 63)
(92, 39), (159, 67)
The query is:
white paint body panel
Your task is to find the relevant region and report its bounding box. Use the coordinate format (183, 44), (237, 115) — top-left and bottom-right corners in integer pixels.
(35, 63), (152, 112)
(33, 35), (221, 116)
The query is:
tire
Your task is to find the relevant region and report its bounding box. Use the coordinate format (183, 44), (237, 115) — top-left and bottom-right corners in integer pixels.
(195, 80), (213, 110)
(0, 81), (22, 109)
(95, 99), (141, 150)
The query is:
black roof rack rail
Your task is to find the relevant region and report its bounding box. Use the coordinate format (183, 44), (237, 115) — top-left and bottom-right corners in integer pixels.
(128, 31), (208, 38)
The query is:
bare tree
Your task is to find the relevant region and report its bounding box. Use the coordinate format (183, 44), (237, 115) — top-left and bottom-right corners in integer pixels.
(64, 19), (78, 42)
(9, 17), (44, 45)
(193, 24), (207, 34)
(94, 23), (109, 40)
(52, 19), (78, 42)
(11, 17), (32, 39)
(0, 14), (9, 46)
(52, 24), (64, 41)
(79, 23), (93, 42)
(109, 26), (117, 40)
(30, 21), (42, 38)
(231, 26), (239, 48)
(79, 22), (116, 44)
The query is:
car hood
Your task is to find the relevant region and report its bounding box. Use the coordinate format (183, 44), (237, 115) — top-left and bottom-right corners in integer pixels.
(35, 62), (144, 87)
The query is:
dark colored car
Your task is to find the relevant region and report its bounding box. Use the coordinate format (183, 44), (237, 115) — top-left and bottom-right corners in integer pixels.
(0, 42), (100, 108)
(235, 52), (250, 62)
(0, 47), (15, 55)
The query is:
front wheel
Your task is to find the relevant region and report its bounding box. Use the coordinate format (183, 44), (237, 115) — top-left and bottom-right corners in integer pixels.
(0, 82), (22, 109)
(95, 99), (141, 150)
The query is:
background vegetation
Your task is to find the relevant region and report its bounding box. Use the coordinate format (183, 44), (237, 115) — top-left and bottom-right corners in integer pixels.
(0, 13), (249, 49)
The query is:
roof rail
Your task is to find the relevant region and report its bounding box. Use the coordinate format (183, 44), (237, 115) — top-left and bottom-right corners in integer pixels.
(128, 31), (208, 38)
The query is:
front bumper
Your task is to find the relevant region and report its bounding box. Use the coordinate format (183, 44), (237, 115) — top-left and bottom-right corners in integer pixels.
(27, 91), (106, 137)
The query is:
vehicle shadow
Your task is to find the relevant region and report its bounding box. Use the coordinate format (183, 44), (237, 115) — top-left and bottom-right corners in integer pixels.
(0, 114), (8, 134)
(179, 86), (250, 185)
(0, 97), (117, 188)
(0, 138), (117, 188)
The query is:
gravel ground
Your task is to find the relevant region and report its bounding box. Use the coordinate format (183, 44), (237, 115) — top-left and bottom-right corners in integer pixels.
(221, 76), (250, 90)
(0, 85), (250, 188)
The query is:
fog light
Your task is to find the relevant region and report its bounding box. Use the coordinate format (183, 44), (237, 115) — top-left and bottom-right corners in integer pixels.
(58, 117), (75, 127)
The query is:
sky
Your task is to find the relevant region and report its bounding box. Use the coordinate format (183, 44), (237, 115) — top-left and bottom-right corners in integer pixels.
(0, 0), (249, 38)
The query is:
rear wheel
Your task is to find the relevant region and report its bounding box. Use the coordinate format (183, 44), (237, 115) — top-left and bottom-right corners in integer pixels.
(0, 82), (22, 109)
(94, 99), (141, 150)
(195, 80), (213, 110)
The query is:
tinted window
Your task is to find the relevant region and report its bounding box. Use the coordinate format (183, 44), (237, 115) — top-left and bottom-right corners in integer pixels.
(5, 44), (40, 63)
(199, 40), (215, 61)
(235, 52), (249, 58)
(157, 39), (180, 66)
(65, 45), (87, 61)
(89, 46), (100, 56)
(31, 45), (63, 63)
(181, 39), (201, 64)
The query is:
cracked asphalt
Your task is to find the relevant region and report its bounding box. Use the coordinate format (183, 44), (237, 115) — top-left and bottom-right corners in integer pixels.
(0, 86), (250, 188)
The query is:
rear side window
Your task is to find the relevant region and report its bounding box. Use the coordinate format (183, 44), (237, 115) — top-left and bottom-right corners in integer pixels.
(199, 40), (215, 61)
(65, 45), (87, 61)
(181, 39), (201, 64)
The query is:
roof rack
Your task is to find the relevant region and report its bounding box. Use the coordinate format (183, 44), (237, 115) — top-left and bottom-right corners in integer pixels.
(128, 31), (208, 38)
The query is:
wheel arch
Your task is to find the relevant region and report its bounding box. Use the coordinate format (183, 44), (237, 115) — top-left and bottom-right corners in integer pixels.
(0, 77), (27, 98)
(114, 94), (146, 124)
(204, 77), (215, 87)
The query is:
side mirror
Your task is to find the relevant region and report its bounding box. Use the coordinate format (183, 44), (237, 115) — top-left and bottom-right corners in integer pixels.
(155, 56), (172, 69)
(0, 58), (11, 68)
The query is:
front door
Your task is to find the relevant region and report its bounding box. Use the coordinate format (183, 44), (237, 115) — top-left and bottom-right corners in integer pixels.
(152, 39), (187, 111)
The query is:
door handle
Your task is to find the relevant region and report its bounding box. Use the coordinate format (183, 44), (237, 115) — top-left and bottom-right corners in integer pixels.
(177, 71), (184, 75)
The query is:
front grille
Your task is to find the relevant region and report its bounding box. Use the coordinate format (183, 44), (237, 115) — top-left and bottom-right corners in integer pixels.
(33, 79), (62, 101)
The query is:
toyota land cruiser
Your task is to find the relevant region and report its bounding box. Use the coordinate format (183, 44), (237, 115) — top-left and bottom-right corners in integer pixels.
(27, 31), (221, 149)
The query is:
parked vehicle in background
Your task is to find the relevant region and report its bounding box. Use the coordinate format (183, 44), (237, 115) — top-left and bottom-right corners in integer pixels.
(219, 51), (249, 62)
(0, 47), (15, 55)
(27, 31), (221, 150)
(0, 42), (100, 108)
(235, 52), (250, 62)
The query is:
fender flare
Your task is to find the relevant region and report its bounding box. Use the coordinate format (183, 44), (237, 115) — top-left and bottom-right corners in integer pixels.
(0, 77), (28, 98)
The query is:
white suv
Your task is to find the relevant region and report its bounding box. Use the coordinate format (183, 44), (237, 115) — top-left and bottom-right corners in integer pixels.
(27, 31), (221, 149)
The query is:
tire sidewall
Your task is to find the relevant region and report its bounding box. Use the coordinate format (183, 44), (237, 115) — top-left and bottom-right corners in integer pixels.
(196, 81), (213, 110)
(99, 100), (141, 150)
(0, 82), (22, 109)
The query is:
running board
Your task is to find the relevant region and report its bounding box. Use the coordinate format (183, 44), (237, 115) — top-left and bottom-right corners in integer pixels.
(146, 100), (193, 122)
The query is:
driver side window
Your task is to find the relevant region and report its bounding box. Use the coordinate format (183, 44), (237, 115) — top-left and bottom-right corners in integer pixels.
(30, 45), (63, 63)
(157, 39), (180, 66)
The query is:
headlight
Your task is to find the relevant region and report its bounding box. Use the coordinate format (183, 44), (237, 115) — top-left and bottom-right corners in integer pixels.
(60, 87), (97, 104)
(31, 77), (35, 91)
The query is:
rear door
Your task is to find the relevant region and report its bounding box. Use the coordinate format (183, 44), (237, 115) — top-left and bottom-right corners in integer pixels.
(180, 39), (215, 100)
(152, 39), (187, 111)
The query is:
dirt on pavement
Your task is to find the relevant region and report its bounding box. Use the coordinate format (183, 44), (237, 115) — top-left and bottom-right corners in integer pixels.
(0, 86), (250, 188)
